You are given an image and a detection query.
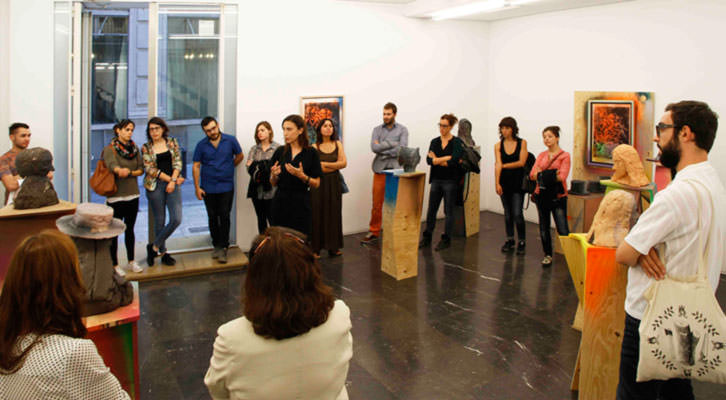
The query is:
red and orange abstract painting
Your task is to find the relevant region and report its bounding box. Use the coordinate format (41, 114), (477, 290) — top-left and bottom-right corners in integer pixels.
(587, 100), (634, 167)
(300, 96), (344, 144)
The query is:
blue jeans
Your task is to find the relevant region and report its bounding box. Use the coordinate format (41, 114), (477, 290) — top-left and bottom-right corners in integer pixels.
(500, 191), (525, 240)
(147, 182), (182, 254)
(536, 196), (569, 256)
(424, 180), (459, 238)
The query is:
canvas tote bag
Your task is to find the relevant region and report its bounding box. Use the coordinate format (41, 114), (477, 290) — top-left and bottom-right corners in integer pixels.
(636, 180), (726, 383)
(89, 147), (117, 197)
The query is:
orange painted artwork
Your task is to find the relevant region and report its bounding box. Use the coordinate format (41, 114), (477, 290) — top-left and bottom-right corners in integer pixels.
(300, 96), (344, 144)
(587, 100), (634, 168)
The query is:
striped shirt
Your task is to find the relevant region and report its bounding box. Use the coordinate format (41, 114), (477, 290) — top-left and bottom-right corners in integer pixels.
(624, 161), (726, 319)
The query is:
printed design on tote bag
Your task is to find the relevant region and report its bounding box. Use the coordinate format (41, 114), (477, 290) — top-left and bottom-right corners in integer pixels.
(645, 305), (724, 378)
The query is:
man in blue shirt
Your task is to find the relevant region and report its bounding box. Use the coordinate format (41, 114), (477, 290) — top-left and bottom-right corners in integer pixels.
(193, 116), (243, 263)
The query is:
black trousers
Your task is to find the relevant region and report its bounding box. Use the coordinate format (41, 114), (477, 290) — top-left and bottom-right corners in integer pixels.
(424, 180), (458, 238)
(108, 198), (139, 266)
(500, 190), (525, 240)
(203, 191), (234, 249)
(535, 196), (569, 256)
(616, 313), (694, 400)
(251, 197), (273, 235)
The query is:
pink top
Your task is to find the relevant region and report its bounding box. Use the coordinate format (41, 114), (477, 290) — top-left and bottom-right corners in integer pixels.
(530, 150), (571, 197)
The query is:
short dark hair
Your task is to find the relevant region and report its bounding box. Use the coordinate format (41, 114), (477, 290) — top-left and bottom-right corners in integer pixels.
(146, 116), (169, 142)
(113, 119), (135, 137)
(8, 122), (29, 136)
(245, 227), (334, 340)
(383, 102), (397, 114)
(498, 116), (519, 139)
(0, 230), (87, 373)
(543, 125), (561, 138)
(201, 116), (217, 129)
(315, 118), (338, 144)
(665, 101), (718, 152)
(440, 114), (458, 127)
(282, 114), (309, 149)
(254, 121), (273, 145)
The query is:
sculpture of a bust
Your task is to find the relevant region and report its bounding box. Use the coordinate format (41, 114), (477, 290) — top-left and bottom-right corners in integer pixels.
(13, 147), (59, 209)
(457, 118), (475, 147)
(587, 189), (636, 248)
(611, 144), (649, 187)
(397, 146), (421, 173)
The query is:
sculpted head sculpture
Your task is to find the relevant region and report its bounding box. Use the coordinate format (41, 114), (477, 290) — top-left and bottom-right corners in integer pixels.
(13, 147), (59, 209)
(397, 146), (421, 173)
(457, 118), (475, 147)
(611, 144), (649, 187)
(587, 189), (636, 248)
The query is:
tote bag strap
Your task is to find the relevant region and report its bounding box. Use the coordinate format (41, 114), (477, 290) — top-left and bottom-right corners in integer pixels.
(683, 179), (714, 281)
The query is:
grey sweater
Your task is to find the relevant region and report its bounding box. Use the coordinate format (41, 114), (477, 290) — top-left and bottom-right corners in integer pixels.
(102, 145), (143, 198)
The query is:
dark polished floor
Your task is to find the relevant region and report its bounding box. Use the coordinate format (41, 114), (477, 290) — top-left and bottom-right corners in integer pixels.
(138, 211), (726, 399)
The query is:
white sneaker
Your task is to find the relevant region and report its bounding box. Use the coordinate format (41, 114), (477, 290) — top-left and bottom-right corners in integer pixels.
(114, 265), (126, 277)
(541, 255), (553, 267)
(126, 261), (143, 273)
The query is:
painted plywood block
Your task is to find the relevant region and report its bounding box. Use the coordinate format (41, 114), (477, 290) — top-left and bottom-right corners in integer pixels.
(381, 171), (425, 280)
(463, 172), (480, 237)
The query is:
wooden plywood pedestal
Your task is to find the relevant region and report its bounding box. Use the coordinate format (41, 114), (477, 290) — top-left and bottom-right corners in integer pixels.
(463, 172), (480, 237)
(381, 171), (425, 280)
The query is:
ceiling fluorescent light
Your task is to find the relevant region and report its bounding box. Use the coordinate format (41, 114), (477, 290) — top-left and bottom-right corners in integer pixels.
(430, 0), (509, 21)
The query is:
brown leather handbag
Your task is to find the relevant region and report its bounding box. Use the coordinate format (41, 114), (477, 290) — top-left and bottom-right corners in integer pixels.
(90, 147), (117, 196)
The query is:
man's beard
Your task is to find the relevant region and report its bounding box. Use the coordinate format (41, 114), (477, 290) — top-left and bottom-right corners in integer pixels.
(658, 136), (681, 170)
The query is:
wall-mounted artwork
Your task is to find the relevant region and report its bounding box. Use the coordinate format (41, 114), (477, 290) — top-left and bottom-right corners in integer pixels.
(300, 96), (344, 144)
(587, 100), (634, 168)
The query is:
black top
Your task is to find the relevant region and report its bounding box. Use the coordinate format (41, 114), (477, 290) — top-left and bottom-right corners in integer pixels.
(271, 146), (322, 193)
(499, 138), (524, 193)
(426, 136), (464, 183)
(156, 150), (173, 177)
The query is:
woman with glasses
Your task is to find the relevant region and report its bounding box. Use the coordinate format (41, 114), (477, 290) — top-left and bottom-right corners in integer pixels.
(142, 116), (184, 267)
(419, 114), (464, 251)
(530, 126), (571, 267)
(494, 116), (528, 255)
(311, 118), (347, 258)
(0, 230), (130, 399)
(204, 226), (352, 400)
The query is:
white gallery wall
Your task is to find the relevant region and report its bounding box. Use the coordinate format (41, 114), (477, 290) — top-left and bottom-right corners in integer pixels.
(484, 0), (726, 223)
(232, 0), (490, 248)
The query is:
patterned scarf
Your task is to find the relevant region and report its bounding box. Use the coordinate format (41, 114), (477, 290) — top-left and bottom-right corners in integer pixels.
(112, 137), (138, 160)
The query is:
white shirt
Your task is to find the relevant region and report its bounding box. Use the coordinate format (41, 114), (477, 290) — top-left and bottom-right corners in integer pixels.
(204, 300), (353, 400)
(624, 161), (726, 320)
(0, 334), (130, 400)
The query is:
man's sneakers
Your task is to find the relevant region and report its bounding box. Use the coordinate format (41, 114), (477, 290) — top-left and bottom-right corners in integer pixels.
(360, 232), (379, 244)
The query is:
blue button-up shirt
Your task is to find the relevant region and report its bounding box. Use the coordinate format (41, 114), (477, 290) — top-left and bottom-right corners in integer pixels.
(193, 133), (242, 194)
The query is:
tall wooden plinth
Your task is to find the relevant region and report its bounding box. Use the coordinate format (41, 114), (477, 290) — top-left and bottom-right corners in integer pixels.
(561, 234), (627, 399)
(0, 201), (77, 286)
(453, 172), (480, 237)
(381, 171), (425, 280)
(86, 282), (141, 400)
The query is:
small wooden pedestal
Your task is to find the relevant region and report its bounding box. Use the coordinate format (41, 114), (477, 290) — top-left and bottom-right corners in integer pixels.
(0, 200), (76, 285)
(86, 282), (141, 400)
(381, 170), (426, 280)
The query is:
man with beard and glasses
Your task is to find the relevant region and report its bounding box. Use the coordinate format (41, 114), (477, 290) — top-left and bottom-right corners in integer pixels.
(614, 101), (726, 399)
(193, 116), (244, 263)
(360, 102), (408, 244)
(1, 123), (52, 205)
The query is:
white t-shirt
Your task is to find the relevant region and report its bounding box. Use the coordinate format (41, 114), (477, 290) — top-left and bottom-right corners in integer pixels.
(624, 161), (726, 320)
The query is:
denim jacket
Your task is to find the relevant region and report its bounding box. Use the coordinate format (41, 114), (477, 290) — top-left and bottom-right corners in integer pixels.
(142, 137), (183, 191)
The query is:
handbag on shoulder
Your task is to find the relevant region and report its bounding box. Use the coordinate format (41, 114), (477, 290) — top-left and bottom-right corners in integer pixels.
(89, 147), (117, 197)
(636, 180), (726, 384)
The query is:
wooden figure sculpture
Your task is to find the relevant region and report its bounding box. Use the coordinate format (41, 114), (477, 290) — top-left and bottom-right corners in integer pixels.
(586, 189), (635, 247)
(611, 144), (649, 187)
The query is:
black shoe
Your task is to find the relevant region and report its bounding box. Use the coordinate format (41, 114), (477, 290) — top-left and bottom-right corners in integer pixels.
(360, 233), (379, 244)
(434, 236), (451, 251)
(516, 240), (526, 255)
(146, 244), (158, 266)
(500, 239), (515, 253)
(161, 253), (176, 266)
(419, 235), (432, 249)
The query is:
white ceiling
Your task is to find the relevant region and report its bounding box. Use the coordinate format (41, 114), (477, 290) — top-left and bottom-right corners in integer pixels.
(339, 0), (635, 21)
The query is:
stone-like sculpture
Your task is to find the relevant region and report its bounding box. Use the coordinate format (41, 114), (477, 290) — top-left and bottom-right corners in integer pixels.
(611, 144), (649, 187)
(457, 118), (475, 147)
(398, 146), (421, 173)
(587, 190), (636, 248)
(13, 147), (59, 209)
(56, 203), (133, 316)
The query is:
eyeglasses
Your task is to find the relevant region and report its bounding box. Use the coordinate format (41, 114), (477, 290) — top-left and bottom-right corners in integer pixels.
(655, 122), (675, 137)
(438, 123), (450, 128)
(252, 232), (306, 255)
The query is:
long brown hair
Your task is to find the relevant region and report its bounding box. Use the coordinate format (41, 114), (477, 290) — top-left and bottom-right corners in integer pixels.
(282, 114), (310, 154)
(244, 227), (334, 340)
(254, 121), (274, 145)
(0, 230), (87, 373)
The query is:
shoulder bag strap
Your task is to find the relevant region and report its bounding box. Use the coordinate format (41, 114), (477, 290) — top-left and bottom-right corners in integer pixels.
(684, 180), (714, 281)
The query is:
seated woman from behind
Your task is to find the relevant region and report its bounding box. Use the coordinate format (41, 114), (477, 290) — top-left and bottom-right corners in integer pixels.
(205, 226), (353, 400)
(0, 230), (129, 400)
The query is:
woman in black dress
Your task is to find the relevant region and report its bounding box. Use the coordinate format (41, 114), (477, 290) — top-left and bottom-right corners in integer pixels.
(270, 115), (322, 237)
(311, 118), (347, 257)
(494, 116), (528, 255)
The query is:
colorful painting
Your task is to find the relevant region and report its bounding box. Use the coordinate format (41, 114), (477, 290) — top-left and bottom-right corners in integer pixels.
(300, 96), (344, 144)
(587, 100), (634, 168)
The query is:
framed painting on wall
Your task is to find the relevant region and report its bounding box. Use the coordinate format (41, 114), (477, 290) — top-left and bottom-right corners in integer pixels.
(300, 96), (344, 144)
(587, 100), (634, 168)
